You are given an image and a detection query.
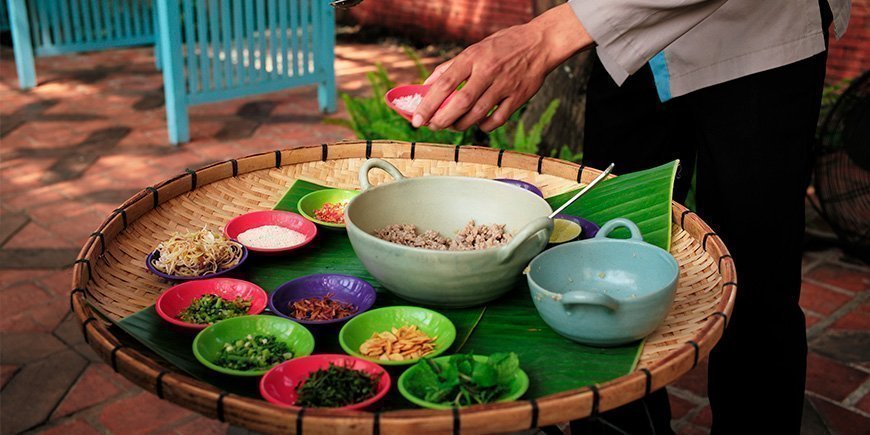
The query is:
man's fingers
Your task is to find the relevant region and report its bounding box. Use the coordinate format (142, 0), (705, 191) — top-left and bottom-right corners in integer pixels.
(423, 59), (453, 85)
(428, 74), (492, 130)
(413, 60), (470, 128)
(452, 88), (501, 131)
(478, 98), (517, 133)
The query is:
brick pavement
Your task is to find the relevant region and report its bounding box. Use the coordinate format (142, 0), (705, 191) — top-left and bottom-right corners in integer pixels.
(1, 44), (868, 434)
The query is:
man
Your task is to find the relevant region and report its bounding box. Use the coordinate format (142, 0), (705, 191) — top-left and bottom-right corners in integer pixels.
(412, 1), (850, 432)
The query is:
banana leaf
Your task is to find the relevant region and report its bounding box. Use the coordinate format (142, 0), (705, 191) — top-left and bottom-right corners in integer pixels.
(547, 160), (679, 250)
(115, 161), (676, 405)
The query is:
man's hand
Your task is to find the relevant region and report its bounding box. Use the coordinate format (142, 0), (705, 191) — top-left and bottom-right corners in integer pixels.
(412, 3), (593, 132)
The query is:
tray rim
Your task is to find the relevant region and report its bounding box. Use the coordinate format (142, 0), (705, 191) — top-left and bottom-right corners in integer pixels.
(71, 140), (736, 434)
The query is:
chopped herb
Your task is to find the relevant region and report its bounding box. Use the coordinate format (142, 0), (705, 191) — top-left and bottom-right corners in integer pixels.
(214, 334), (293, 371)
(295, 363), (380, 408)
(178, 294), (251, 325)
(406, 353), (521, 408)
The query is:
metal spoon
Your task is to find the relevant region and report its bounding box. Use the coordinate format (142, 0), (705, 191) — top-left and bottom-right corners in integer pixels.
(330, 0), (364, 9)
(549, 163), (615, 219)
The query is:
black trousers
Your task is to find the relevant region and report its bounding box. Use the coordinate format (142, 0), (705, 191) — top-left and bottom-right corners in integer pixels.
(572, 5), (831, 434)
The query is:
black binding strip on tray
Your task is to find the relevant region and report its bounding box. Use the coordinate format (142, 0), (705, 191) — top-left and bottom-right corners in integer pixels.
(75, 258), (92, 281)
(723, 281), (736, 289)
(718, 254), (733, 270)
(711, 311), (728, 325)
(497, 148), (505, 167)
(454, 144), (461, 163)
(91, 231), (105, 256)
(185, 168), (197, 190)
(688, 341), (700, 368)
(216, 391), (229, 422)
(529, 398), (539, 429)
(702, 232), (718, 250)
(82, 317), (97, 343)
(296, 407), (305, 435)
(321, 144), (328, 162)
(452, 407), (460, 435)
(145, 186), (159, 209)
(589, 384), (600, 416)
(110, 344), (123, 372)
(680, 210), (694, 229)
(537, 155), (544, 174)
(275, 150), (283, 168)
(365, 140), (372, 159)
(576, 163), (585, 184)
(410, 142), (416, 160)
(112, 208), (128, 229)
(639, 368), (652, 396)
(70, 287), (86, 311)
(155, 371), (169, 399)
(230, 159), (239, 177)
(372, 411), (380, 435)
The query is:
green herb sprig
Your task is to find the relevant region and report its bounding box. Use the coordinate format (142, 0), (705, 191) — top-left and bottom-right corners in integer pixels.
(295, 363), (380, 408)
(214, 335), (293, 371)
(406, 353), (520, 408)
(178, 294), (251, 324)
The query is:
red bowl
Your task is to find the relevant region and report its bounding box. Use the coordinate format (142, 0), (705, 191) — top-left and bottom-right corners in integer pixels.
(155, 278), (268, 331)
(384, 84), (455, 122)
(224, 210), (317, 254)
(260, 354), (391, 410)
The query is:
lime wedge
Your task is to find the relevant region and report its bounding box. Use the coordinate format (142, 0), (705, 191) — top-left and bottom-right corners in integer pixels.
(549, 219), (582, 244)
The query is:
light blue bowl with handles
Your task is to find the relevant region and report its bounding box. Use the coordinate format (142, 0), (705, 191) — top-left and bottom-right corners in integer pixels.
(527, 218), (679, 347)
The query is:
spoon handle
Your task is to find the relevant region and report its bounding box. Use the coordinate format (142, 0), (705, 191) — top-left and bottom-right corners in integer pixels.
(549, 163), (615, 219)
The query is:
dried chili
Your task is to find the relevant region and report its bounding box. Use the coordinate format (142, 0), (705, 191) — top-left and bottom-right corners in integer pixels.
(313, 202), (346, 224)
(289, 293), (357, 321)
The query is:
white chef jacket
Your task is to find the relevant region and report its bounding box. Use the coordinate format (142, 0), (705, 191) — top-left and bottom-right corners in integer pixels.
(568, 0), (851, 101)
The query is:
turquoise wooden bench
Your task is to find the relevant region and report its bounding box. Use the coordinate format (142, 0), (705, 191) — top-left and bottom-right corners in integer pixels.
(155, 0), (336, 144)
(6, 0), (336, 145)
(7, 0), (156, 89)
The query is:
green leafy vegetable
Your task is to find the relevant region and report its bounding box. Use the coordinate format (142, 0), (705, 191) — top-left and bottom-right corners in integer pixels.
(214, 334), (293, 371)
(407, 353), (521, 408)
(177, 294), (251, 325)
(295, 363), (381, 408)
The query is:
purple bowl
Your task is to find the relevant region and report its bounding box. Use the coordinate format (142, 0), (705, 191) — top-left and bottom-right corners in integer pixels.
(145, 247), (248, 281)
(554, 214), (600, 240)
(494, 179), (544, 197)
(269, 274), (377, 325)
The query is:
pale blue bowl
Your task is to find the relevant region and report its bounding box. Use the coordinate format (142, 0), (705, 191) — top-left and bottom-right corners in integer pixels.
(527, 218), (679, 347)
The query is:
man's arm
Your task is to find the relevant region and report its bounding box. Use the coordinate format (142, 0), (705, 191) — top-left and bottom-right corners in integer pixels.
(413, 0), (726, 132)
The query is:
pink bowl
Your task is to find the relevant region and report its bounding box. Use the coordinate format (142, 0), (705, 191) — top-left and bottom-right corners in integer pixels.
(155, 278), (268, 331)
(260, 354), (391, 410)
(385, 84), (455, 122)
(224, 210), (317, 254)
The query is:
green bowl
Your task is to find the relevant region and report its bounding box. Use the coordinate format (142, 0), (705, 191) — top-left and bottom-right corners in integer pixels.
(338, 306), (456, 366)
(297, 189), (360, 229)
(397, 355), (530, 409)
(193, 315), (315, 377)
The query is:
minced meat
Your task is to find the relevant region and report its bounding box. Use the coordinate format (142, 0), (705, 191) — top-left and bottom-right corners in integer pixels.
(373, 220), (512, 251)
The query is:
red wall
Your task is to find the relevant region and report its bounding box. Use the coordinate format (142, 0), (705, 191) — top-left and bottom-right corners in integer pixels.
(348, 0), (534, 44)
(826, 0), (869, 83)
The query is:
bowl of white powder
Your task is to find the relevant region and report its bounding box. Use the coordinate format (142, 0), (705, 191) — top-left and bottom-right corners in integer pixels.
(224, 211), (318, 254)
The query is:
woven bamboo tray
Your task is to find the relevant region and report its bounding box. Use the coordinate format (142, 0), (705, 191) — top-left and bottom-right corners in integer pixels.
(71, 140), (736, 434)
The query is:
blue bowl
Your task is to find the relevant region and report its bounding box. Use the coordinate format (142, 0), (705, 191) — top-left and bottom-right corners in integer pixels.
(527, 218), (679, 346)
(269, 274), (377, 325)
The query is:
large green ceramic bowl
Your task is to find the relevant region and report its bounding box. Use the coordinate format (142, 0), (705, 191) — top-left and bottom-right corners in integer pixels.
(338, 306), (456, 366)
(397, 354), (530, 409)
(193, 315), (315, 376)
(297, 188), (360, 229)
(345, 159), (554, 308)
